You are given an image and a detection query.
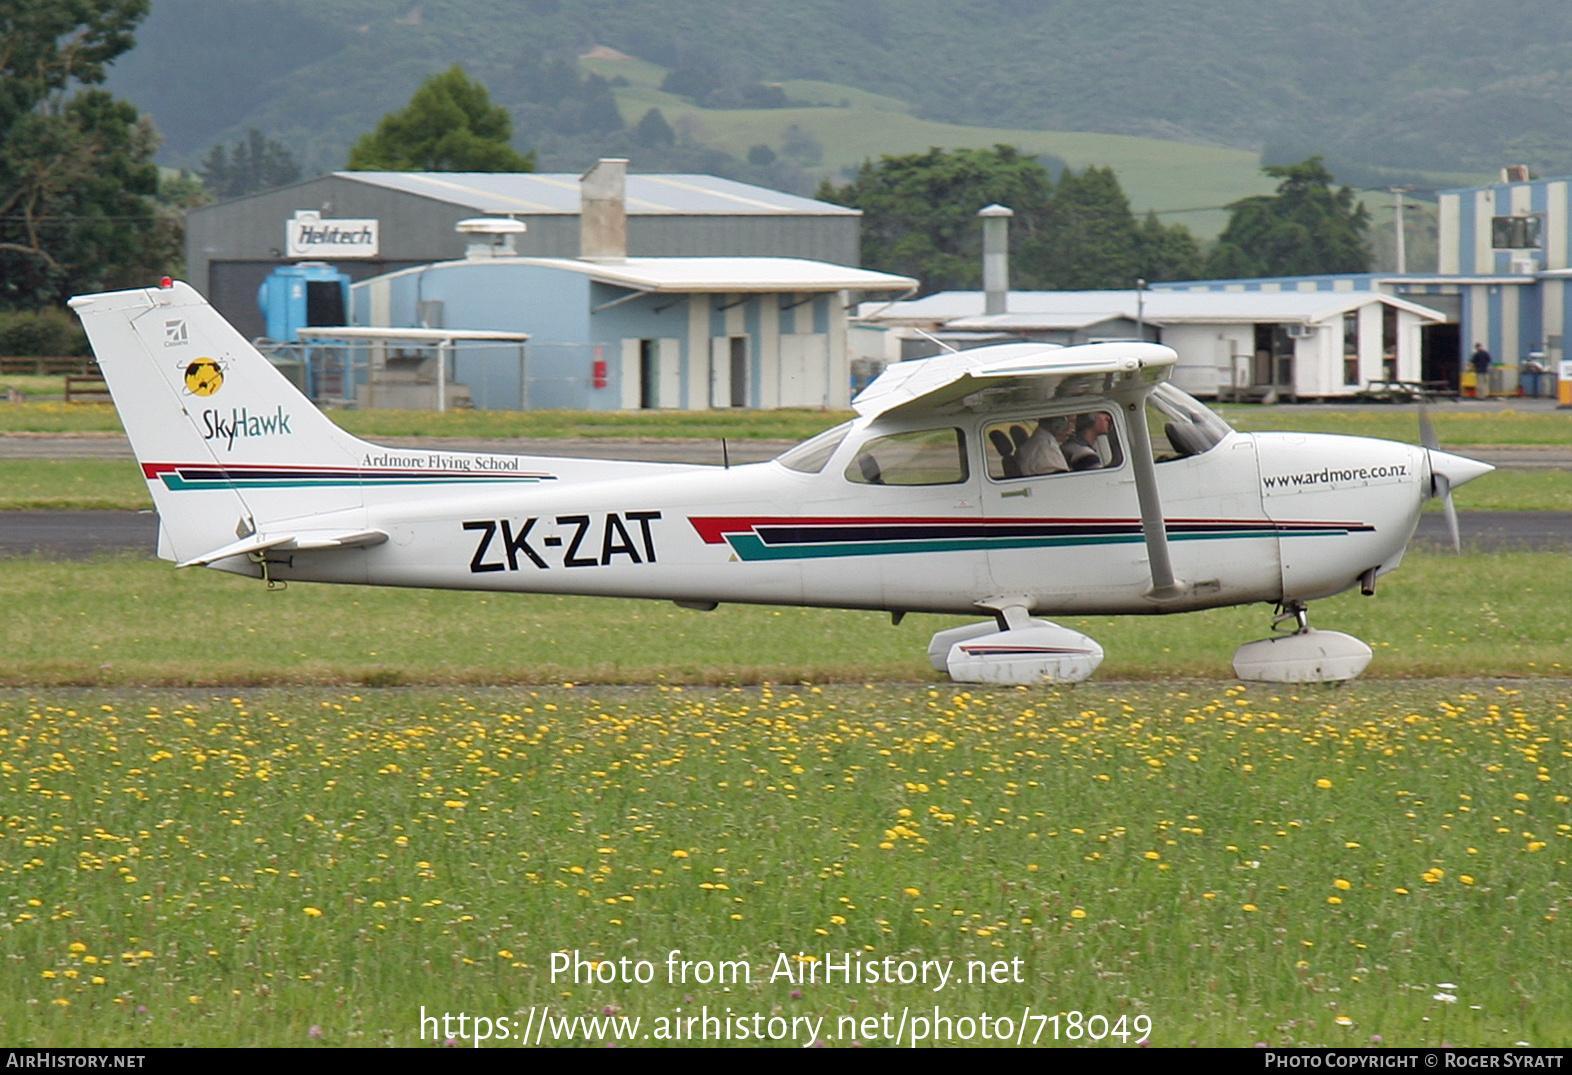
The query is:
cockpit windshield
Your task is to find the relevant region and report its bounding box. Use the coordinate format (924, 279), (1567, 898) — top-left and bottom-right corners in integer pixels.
(1147, 384), (1232, 461)
(776, 421), (852, 473)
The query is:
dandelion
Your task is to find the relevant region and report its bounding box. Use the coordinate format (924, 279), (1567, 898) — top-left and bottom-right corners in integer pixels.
(1460, 875), (1475, 885)
(1070, 908), (1087, 919)
(1242, 904), (1259, 912)
(670, 850), (689, 859)
(303, 907), (323, 917)
(903, 887), (921, 897)
(1333, 878), (1352, 890)
(1315, 778), (1333, 789)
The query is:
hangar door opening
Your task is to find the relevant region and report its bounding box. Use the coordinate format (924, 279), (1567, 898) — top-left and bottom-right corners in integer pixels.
(711, 335), (750, 408)
(1422, 323), (1461, 388)
(621, 338), (681, 409)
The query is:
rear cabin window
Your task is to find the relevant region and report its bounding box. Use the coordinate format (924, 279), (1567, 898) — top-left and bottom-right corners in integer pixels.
(845, 428), (968, 486)
(985, 410), (1122, 479)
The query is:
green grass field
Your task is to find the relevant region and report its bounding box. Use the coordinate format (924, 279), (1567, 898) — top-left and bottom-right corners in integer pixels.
(4, 400), (1568, 445)
(2, 458), (1567, 513)
(0, 551), (1566, 687)
(0, 403), (855, 439)
(0, 679), (1565, 1047)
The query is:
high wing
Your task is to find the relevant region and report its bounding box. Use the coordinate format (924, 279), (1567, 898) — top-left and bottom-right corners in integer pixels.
(851, 341), (1179, 421)
(851, 340), (1187, 598)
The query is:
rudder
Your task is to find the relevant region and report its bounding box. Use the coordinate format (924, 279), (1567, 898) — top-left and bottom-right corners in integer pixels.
(70, 281), (371, 564)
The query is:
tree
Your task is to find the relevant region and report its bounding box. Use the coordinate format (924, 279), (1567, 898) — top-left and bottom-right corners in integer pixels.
(1031, 165), (1140, 289)
(819, 148), (1198, 293)
(347, 66), (534, 172)
(0, 0), (168, 308)
(1206, 156), (1370, 278)
(199, 129), (301, 199)
(818, 146), (1054, 292)
(632, 108), (675, 149)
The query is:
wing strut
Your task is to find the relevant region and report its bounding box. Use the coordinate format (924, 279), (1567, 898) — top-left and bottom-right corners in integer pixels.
(1121, 394), (1187, 600)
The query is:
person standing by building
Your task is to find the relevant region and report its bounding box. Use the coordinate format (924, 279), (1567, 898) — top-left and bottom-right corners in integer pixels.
(1470, 342), (1492, 398)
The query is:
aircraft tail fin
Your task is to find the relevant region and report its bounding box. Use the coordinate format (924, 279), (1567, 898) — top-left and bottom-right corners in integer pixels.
(70, 281), (373, 564)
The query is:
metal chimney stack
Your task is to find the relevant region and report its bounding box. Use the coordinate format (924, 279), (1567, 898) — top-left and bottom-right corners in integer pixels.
(580, 158), (629, 262)
(978, 203), (1013, 315)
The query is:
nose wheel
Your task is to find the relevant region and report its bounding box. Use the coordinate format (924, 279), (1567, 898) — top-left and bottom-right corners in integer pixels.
(1233, 600), (1372, 683)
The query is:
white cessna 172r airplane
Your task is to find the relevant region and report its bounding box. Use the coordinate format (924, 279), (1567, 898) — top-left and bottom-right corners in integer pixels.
(71, 280), (1492, 686)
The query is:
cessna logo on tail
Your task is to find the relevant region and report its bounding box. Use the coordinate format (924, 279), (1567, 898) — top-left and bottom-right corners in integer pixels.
(202, 405), (294, 451)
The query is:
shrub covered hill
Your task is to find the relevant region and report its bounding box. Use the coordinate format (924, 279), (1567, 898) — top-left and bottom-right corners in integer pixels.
(108, 0), (1566, 183)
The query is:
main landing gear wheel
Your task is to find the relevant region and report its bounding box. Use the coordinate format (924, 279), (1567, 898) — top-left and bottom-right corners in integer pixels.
(930, 603), (1104, 686)
(1231, 600), (1372, 684)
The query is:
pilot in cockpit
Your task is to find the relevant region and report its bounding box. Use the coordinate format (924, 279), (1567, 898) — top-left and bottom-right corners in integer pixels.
(1064, 412), (1112, 470)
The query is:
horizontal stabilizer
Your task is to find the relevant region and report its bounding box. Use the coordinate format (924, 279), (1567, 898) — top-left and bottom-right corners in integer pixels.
(177, 529), (388, 568)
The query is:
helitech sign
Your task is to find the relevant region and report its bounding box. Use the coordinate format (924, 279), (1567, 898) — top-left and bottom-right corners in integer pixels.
(286, 209), (379, 259)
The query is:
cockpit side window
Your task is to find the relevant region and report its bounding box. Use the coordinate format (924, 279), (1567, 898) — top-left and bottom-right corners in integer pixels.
(986, 410), (1122, 480)
(777, 421), (851, 473)
(845, 428), (968, 486)
(1146, 384), (1231, 462)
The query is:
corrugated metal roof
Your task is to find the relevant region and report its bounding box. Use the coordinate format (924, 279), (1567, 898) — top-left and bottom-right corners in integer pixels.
(501, 256), (915, 293)
(337, 172), (858, 216)
(869, 289), (1448, 327)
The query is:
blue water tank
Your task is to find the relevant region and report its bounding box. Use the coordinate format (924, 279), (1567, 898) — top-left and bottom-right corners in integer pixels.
(257, 263), (351, 342)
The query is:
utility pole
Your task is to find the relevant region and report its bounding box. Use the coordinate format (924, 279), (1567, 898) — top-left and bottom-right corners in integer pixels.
(1388, 187), (1410, 274)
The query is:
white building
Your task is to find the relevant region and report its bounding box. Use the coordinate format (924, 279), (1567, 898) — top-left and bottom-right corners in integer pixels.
(856, 289), (1447, 400)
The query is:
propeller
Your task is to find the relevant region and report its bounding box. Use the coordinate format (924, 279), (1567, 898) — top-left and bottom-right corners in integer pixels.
(1418, 404), (1461, 553)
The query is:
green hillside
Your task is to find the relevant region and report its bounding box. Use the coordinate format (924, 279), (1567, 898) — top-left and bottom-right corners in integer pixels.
(581, 54), (1271, 237)
(101, 0), (1521, 227)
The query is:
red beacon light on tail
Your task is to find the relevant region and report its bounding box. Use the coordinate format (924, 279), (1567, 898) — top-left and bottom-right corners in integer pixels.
(159, 277), (173, 289)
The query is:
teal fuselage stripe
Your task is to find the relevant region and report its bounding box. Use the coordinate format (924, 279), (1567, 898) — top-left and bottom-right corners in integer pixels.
(723, 527), (1325, 561)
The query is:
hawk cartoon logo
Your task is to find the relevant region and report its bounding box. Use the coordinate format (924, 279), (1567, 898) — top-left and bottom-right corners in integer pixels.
(183, 357), (224, 397)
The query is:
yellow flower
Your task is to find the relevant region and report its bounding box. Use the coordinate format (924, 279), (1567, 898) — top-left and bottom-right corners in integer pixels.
(670, 850), (689, 859)
(1242, 903), (1259, 912)
(67, 942), (86, 953)
(903, 887), (921, 897)
(1459, 875), (1475, 885)
(303, 906), (323, 917)
(1333, 878), (1352, 890)
(1143, 851), (1161, 860)
(1315, 778), (1333, 789)
(1334, 1015), (1353, 1027)
(1327, 896), (1343, 904)
(1070, 908), (1087, 919)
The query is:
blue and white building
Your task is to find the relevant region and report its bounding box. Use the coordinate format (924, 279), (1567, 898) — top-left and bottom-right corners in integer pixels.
(344, 161), (916, 411)
(1154, 169), (1572, 396)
